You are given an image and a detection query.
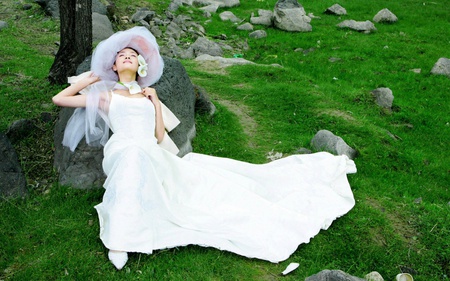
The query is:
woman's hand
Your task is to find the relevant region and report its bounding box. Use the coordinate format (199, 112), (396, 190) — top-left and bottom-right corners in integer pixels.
(83, 73), (101, 86)
(142, 87), (165, 143)
(52, 73), (100, 108)
(142, 87), (160, 107)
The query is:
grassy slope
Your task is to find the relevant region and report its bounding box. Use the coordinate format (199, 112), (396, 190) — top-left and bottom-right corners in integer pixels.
(1, 0), (449, 280)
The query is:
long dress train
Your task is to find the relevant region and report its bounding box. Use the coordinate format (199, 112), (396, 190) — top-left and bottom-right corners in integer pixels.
(94, 93), (357, 263)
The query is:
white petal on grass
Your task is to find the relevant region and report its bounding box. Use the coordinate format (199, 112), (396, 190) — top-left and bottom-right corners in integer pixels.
(281, 262), (299, 275)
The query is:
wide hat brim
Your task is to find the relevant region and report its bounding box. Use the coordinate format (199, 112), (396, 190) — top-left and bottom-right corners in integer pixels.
(91, 26), (164, 87)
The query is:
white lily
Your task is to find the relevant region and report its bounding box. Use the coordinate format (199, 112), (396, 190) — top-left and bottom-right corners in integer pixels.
(137, 55), (148, 77)
(127, 82), (142, 95)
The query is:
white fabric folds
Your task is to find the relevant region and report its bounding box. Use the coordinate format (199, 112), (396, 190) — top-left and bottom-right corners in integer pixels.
(94, 92), (357, 263)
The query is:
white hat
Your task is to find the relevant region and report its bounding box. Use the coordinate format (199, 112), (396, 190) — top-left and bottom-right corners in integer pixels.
(90, 26), (164, 87)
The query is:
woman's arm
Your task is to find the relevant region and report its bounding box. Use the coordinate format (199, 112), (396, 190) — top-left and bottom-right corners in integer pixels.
(52, 75), (100, 108)
(144, 87), (165, 143)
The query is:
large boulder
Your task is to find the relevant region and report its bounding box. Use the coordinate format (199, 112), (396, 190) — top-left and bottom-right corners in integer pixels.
(92, 12), (114, 44)
(273, 0), (312, 32)
(0, 133), (27, 198)
(53, 57), (211, 188)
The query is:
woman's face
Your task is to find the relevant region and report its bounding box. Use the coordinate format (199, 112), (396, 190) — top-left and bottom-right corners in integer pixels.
(112, 48), (139, 74)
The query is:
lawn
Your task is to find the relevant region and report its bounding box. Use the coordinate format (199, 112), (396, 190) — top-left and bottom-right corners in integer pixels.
(0, 0), (449, 280)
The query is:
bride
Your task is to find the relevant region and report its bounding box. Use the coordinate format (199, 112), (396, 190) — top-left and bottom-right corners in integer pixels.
(52, 26), (357, 270)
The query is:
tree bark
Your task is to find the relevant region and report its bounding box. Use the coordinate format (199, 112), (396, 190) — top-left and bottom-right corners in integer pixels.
(48, 0), (92, 85)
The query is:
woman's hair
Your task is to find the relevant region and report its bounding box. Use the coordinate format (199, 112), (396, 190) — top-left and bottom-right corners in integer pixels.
(117, 47), (140, 56)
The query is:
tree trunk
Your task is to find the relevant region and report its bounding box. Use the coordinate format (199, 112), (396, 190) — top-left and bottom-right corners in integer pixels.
(48, 0), (92, 85)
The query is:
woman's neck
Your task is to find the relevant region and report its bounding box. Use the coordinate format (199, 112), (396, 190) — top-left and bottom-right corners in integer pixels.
(118, 72), (137, 84)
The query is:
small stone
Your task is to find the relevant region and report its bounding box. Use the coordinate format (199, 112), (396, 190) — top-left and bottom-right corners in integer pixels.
(431, 57), (450, 77)
(371, 87), (394, 109)
(249, 30), (267, 39)
(329, 57), (341, 62)
(325, 4), (347, 15)
(365, 271), (384, 281)
(373, 8), (398, 23)
(219, 11), (241, 23)
(0, 21), (8, 30)
(237, 22), (253, 31)
(311, 130), (358, 159)
(22, 4), (33, 10)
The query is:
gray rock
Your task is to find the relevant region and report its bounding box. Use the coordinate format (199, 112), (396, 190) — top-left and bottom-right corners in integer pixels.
(219, 11), (241, 23)
(325, 4), (347, 15)
(0, 21), (9, 30)
(92, 0), (108, 15)
(22, 3), (33, 10)
(180, 48), (195, 59)
(0, 133), (27, 198)
(373, 8), (398, 23)
(199, 4), (220, 14)
(150, 25), (163, 38)
(273, 0), (312, 32)
(275, 0), (300, 9)
(195, 54), (255, 68)
(161, 37), (185, 58)
(237, 22), (254, 31)
(306, 269), (366, 281)
(53, 57), (207, 188)
(165, 21), (186, 40)
(431, 57), (450, 78)
(168, 0), (183, 11)
(131, 8), (156, 23)
(365, 271), (384, 281)
(337, 20), (377, 33)
(250, 9), (273, 26)
(138, 20), (151, 29)
(191, 0), (240, 8)
(371, 87), (394, 109)
(185, 21), (206, 36)
(311, 130), (357, 159)
(249, 30), (267, 39)
(193, 85), (216, 115)
(35, 0), (59, 17)
(154, 57), (199, 156)
(92, 12), (114, 44)
(5, 119), (36, 143)
(189, 37), (223, 57)
(35, 0), (108, 18)
(173, 14), (192, 25)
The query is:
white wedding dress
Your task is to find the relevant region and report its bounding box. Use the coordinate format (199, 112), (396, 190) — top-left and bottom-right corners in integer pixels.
(94, 93), (357, 263)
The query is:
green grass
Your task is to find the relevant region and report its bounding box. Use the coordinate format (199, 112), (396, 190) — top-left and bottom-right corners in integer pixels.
(1, 0), (449, 280)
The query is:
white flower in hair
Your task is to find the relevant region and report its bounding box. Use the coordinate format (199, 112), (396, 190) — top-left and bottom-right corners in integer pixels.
(137, 55), (148, 77)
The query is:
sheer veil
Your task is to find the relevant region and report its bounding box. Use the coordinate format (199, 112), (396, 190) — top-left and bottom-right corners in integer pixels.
(62, 79), (117, 151)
